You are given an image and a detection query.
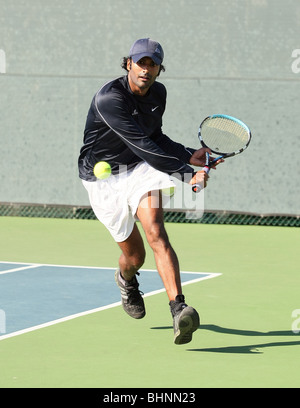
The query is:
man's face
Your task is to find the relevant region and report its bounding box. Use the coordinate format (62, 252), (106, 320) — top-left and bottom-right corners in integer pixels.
(127, 57), (160, 96)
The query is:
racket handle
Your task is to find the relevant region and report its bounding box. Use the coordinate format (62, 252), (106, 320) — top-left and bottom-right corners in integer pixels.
(192, 184), (201, 193)
(191, 154), (224, 193)
(210, 155), (224, 165)
(192, 152), (210, 193)
(191, 166), (210, 193)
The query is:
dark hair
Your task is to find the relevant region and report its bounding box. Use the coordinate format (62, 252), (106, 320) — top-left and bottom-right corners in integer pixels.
(121, 57), (165, 76)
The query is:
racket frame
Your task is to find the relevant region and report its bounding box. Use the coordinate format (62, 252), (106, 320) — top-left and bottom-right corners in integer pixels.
(192, 114), (251, 193)
(199, 114), (252, 158)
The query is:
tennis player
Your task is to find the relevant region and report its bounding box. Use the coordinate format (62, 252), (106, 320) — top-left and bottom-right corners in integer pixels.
(79, 38), (216, 345)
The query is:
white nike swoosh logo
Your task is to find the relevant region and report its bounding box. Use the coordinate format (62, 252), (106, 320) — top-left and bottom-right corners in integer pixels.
(151, 106), (159, 112)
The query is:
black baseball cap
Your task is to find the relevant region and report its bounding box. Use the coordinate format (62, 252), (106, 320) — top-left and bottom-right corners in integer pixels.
(129, 38), (164, 65)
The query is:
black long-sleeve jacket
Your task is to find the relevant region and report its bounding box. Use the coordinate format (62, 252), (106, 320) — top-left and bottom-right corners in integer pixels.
(78, 75), (196, 182)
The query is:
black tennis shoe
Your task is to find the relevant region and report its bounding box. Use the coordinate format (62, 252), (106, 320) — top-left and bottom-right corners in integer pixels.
(169, 295), (200, 345)
(115, 269), (145, 319)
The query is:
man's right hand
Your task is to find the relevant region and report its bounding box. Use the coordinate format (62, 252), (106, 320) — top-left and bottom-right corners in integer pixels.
(189, 170), (209, 190)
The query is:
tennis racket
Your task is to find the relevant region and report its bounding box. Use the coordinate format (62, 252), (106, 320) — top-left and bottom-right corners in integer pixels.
(192, 114), (251, 193)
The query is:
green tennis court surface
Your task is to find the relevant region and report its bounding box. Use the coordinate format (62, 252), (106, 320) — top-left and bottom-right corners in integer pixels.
(0, 217), (299, 388)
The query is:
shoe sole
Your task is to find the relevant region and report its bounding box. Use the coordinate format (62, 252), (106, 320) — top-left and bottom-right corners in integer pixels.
(174, 307), (200, 345)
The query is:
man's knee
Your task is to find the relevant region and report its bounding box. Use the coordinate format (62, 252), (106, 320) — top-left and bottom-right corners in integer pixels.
(122, 249), (145, 270)
(146, 222), (169, 248)
(132, 251), (146, 269)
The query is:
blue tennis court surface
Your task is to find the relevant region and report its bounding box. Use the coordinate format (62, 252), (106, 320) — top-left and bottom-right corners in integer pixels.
(0, 262), (219, 337)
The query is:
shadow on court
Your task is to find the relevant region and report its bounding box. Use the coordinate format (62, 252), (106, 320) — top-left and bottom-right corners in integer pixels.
(151, 324), (300, 354)
(188, 340), (300, 354)
(200, 324), (299, 337)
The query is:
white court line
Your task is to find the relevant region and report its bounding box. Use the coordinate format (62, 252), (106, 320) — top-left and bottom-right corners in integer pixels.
(0, 264), (42, 275)
(0, 260), (220, 276)
(0, 273), (221, 342)
(0, 301), (121, 341)
(0, 261), (221, 341)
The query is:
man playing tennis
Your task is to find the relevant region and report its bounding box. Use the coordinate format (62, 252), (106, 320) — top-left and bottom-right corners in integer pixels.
(79, 38), (215, 345)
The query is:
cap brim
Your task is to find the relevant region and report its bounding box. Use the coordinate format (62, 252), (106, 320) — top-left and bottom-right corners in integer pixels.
(131, 52), (162, 65)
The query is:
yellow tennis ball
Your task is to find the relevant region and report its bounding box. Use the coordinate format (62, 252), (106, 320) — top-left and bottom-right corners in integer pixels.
(93, 161), (111, 180)
(161, 186), (175, 197)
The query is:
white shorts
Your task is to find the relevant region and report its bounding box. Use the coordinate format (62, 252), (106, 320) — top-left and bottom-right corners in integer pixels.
(82, 162), (175, 242)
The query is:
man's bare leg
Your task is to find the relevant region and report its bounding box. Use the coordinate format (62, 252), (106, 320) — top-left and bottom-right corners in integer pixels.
(115, 190), (199, 343)
(136, 191), (182, 301)
(135, 191), (199, 344)
(117, 223), (146, 281)
(115, 224), (146, 319)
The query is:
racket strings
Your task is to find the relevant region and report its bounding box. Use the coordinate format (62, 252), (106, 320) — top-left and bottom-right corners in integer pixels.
(201, 117), (249, 154)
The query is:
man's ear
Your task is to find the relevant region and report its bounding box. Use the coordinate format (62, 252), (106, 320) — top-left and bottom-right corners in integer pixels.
(126, 58), (132, 71)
